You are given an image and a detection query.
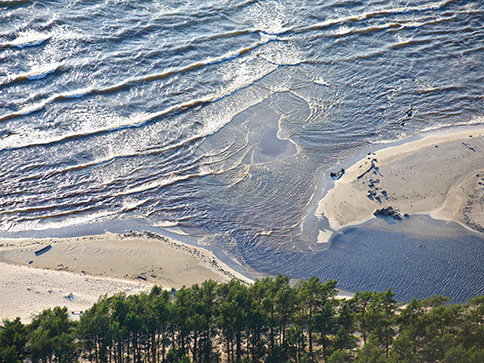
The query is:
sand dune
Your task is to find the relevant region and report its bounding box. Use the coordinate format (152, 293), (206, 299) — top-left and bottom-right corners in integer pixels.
(0, 231), (250, 322)
(0, 262), (150, 323)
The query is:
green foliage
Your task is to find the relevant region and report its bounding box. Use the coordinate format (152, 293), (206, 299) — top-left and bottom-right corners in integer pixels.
(0, 318), (26, 363)
(327, 349), (351, 363)
(388, 335), (417, 363)
(354, 333), (388, 363)
(442, 343), (466, 363)
(1, 276), (484, 363)
(464, 346), (484, 363)
(28, 306), (78, 363)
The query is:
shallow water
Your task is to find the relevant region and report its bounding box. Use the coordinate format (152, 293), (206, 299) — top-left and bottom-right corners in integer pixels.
(1, 0), (484, 301)
(241, 216), (484, 302)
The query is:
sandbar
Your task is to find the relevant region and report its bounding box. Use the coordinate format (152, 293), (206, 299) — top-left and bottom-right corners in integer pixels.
(318, 128), (484, 236)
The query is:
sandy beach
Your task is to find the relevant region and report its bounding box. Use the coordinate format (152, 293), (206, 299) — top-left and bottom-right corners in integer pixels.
(0, 231), (250, 322)
(4, 126), (484, 321)
(318, 128), (484, 236)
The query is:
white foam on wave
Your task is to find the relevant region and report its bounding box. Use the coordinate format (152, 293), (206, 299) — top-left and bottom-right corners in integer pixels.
(3, 63), (60, 84)
(303, 0), (454, 35)
(25, 63), (59, 80)
(9, 30), (51, 48)
(246, 0), (296, 35)
(117, 167), (213, 198)
(119, 198), (149, 214)
(196, 44), (276, 137)
(198, 89), (270, 138)
(3, 101), (49, 121)
(3, 210), (115, 233)
(61, 88), (93, 99)
(258, 38), (305, 67)
(418, 116), (484, 134)
(152, 220), (179, 228)
(0, 104), (172, 151)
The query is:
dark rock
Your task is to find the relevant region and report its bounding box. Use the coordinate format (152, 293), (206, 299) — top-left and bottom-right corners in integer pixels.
(330, 168), (345, 180)
(35, 245), (51, 256)
(374, 206), (396, 217)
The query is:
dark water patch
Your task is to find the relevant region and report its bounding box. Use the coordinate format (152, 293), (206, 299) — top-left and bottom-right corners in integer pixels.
(0, 0), (32, 8)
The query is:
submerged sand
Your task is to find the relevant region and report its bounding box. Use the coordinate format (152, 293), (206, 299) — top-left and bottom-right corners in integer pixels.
(0, 231), (250, 322)
(318, 128), (484, 236)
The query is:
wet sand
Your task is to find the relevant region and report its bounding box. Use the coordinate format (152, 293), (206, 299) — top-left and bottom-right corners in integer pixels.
(318, 128), (484, 237)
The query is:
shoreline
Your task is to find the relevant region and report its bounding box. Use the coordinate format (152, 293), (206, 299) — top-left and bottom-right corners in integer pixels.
(6, 124), (484, 320)
(0, 231), (252, 322)
(317, 126), (484, 238)
(0, 229), (355, 322)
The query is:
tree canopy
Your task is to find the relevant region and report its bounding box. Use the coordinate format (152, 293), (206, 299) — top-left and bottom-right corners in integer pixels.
(1, 275), (483, 363)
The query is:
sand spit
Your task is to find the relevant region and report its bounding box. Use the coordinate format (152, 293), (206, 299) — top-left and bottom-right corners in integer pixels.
(318, 128), (484, 235)
(0, 231), (250, 322)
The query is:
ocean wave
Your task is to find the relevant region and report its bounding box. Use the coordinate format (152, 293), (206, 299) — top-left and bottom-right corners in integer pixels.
(390, 37), (431, 50)
(416, 85), (461, 94)
(418, 117), (484, 134)
(0, 196), (100, 216)
(303, 14), (456, 46)
(0, 97), (209, 150)
(115, 168), (212, 198)
(8, 134), (205, 187)
(0, 0), (31, 5)
(294, 0), (459, 35)
(2, 63), (59, 85)
(0, 66), (281, 158)
(0, 34), (275, 125)
(6, 30), (51, 48)
(3, 209), (116, 233)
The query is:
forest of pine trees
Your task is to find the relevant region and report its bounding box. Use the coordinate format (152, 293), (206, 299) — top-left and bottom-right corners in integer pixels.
(1, 275), (483, 363)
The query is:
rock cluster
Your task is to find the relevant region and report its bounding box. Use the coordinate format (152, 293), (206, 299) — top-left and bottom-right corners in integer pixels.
(373, 206), (409, 220)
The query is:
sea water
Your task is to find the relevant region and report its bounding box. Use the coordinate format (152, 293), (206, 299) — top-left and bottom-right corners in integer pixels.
(1, 0), (483, 301)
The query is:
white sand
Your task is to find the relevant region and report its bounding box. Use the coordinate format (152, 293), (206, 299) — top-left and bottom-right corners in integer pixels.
(318, 128), (484, 236)
(0, 262), (150, 323)
(0, 231), (251, 322)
